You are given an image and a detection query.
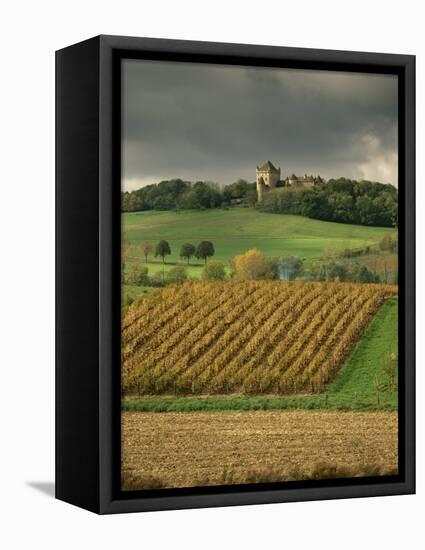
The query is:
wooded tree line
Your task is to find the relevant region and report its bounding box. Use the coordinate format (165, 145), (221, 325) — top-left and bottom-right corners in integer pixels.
(121, 179), (256, 212)
(122, 177), (397, 228)
(258, 178), (398, 227)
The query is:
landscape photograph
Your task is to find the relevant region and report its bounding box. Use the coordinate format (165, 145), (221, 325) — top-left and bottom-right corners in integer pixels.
(120, 59), (399, 491)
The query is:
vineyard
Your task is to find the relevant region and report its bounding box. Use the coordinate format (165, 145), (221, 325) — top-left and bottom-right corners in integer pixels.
(122, 281), (397, 395)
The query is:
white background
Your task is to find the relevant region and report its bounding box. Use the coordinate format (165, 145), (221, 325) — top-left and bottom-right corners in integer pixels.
(0, 1), (422, 548)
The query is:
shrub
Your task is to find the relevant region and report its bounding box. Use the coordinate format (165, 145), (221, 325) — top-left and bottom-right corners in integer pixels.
(311, 259), (348, 282)
(311, 258), (380, 284)
(150, 272), (166, 287)
(165, 266), (188, 283)
(340, 248), (352, 258)
(275, 256), (305, 280)
(358, 265), (376, 283)
(202, 260), (226, 280)
(126, 265), (149, 286)
(233, 249), (275, 280)
(379, 234), (398, 252)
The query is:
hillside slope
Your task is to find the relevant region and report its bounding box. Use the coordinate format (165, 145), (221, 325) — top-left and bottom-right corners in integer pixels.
(123, 209), (396, 266)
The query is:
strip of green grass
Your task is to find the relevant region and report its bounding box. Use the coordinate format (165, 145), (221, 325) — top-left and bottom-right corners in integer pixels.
(122, 395), (396, 413)
(327, 297), (398, 407)
(122, 284), (157, 302)
(122, 297), (398, 413)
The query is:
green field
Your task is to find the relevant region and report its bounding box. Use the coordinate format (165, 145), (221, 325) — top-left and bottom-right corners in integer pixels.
(123, 284), (157, 301)
(122, 297), (398, 412)
(123, 209), (395, 263)
(123, 208), (396, 295)
(327, 296), (398, 406)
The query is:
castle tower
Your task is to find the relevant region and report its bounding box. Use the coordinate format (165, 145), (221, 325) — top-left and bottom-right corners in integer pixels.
(257, 176), (265, 203)
(256, 160), (281, 201)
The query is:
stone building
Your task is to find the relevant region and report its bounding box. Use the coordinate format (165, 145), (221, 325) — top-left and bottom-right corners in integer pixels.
(286, 173), (324, 187)
(256, 160), (281, 202)
(256, 160), (324, 201)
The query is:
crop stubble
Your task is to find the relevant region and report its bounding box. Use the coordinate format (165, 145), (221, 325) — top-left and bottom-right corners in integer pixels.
(122, 410), (398, 489)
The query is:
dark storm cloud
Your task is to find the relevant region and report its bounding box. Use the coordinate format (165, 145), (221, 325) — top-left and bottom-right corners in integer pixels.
(122, 59), (398, 190)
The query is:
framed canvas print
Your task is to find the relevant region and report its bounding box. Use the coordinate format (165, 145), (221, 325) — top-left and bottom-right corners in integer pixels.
(56, 35), (415, 514)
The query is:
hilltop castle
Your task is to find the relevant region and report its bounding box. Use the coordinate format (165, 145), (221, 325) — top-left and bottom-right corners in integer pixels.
(256, 160), (324, 201)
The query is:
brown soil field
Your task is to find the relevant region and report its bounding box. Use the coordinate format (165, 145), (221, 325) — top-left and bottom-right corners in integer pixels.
(121, 410), (398, 490)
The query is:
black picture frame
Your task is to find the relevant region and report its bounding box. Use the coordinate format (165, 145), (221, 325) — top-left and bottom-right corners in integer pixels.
(56, 35), (415, 514)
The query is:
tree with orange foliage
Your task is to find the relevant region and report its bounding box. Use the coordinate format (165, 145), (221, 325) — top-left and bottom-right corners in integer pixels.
(233, 249), (274, 280)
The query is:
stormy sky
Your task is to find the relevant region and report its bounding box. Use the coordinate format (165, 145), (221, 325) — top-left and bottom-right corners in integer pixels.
(122, 59), (398, 191)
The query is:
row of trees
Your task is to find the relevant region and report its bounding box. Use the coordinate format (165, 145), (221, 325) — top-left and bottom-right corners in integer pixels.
(122, 179), (256, 212)
(259, 178), (398, 228)
(136, 240), (215, 265)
